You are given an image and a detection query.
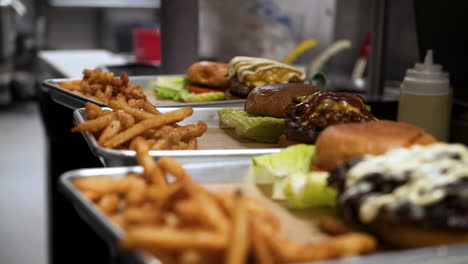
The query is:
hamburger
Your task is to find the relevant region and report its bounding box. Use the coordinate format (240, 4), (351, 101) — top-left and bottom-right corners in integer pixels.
(315, 120), (437, 171)
(227, 56), (305, 98)
(244, 83), (321, 118)
(280, 91), (376, 147)
(186, 61), (229, 92)
(218, 83), (320, 143)
(327, 143), (468, 248)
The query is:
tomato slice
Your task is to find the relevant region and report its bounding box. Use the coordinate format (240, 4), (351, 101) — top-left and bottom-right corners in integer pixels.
(312, 165), (326, 172)
(186, 85), (220, 94)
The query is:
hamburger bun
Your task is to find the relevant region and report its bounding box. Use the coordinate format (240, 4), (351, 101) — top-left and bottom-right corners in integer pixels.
(315, 120), (436, 171)
(245, 83), (320, 118)
(372, 224), (468, 248)
(187, 61), (229, 89)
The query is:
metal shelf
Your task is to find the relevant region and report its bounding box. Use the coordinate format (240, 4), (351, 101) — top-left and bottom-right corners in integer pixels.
(48, 0), (160, 8)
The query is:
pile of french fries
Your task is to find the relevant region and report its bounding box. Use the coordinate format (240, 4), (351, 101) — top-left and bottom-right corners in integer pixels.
(73, 142), (377, 264)
(72, 101), (207, 150)
(58, 69), (146, 104)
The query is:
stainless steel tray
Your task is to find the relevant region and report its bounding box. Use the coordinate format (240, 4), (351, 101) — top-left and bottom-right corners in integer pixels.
(59, 162), (468, 264)
(73, 107), (281, 167)
(42, 75), (246, 110)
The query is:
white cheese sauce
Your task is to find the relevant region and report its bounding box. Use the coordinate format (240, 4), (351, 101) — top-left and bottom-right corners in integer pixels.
(343, 143), (468, 223)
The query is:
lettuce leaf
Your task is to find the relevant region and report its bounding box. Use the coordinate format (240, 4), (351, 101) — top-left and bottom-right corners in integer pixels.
(152, 76), (187, 101)
(218, 108), (249, 128)
(182, 92), (225, 102)
(248, 144), (315, 184)
(248, 144), (337, 207)
(217, 108), (284, 143)
(284, 171), (337, 209)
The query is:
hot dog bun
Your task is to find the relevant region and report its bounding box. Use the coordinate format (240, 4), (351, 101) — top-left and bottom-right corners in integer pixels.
(315, 120), (436, 171)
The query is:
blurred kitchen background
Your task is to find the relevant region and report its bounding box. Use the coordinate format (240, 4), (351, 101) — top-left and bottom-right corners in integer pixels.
(2, 0), (423, 103)
(0, 0), (466, 264)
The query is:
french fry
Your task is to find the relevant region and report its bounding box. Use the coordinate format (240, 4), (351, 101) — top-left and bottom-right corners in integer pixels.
(98, 120), (122, 145)
(141, 128), (158, 138)
(85, 102), (102, 120)
(134, 137), (157, 176)
(157, 156), (191, 183)
(58, 80), (81, 90)
(173, 199), (202, 224)
(179, 250), (202, 264)
(126, 185), (147, 206)
(102, 107), (193, 149)
(148, 249), (178, 264)
(153, 125), (177, 138)
(192, 192), (230, 234)
(73, 176), (119, 194)
(170, 122), (208, 142)
(163, 212), (180, 228)
(186, 138), (198, 150)
(73, 148), (377, 264)
(143, 100), (161, 115)
(132, 99), (146, 109)
(151, 138), (173, 150)
(121, 72), (129, 84)
(172, 141), (188, 150)
(123, 206), (157, 224)
(109, 214), (125, 227)
(108, 100), (155, 121)
(116, 111), (135, 128)
(319, 215), (350, 235)
(122, 226), (227, 250)
(97, 194), (120, 214)
(82, 190), (101, 202)
(61, 69), (146, 104)
(71, 113), (116, 133)
(251, 220), (275, 264)
(100, 110), (113, 116)
(115, 177), (144, 194)
(225, 191), (249, 264)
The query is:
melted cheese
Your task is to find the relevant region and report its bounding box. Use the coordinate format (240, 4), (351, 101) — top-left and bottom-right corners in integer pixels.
(344, 143), (468, 223)
(228, 56), (305, 86)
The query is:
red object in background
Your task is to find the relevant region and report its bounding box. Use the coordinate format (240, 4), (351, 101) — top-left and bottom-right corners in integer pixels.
(132, 28), (161, 65)
(359, 32), (371, 59)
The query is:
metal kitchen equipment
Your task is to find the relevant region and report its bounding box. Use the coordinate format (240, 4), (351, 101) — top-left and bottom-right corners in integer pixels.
(42, 75), (246, 110)
(60, 163), (468, 264)
(0, 0), (25, 104)
(73, 107), (281, 167)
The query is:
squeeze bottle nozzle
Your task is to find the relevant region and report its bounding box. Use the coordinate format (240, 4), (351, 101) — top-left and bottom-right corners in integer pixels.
(424, 50), (433, 70)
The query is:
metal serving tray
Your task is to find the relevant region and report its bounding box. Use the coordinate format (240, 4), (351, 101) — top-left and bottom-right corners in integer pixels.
(60, 162), (468, 264)
(42, 75), (246, 110)
(73, 107), (281, 167)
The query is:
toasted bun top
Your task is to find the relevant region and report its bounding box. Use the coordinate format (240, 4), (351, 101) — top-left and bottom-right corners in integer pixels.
(244, 83), (320, 118)
(186, 61), (229, 88)
(315, 120), (437, 171)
